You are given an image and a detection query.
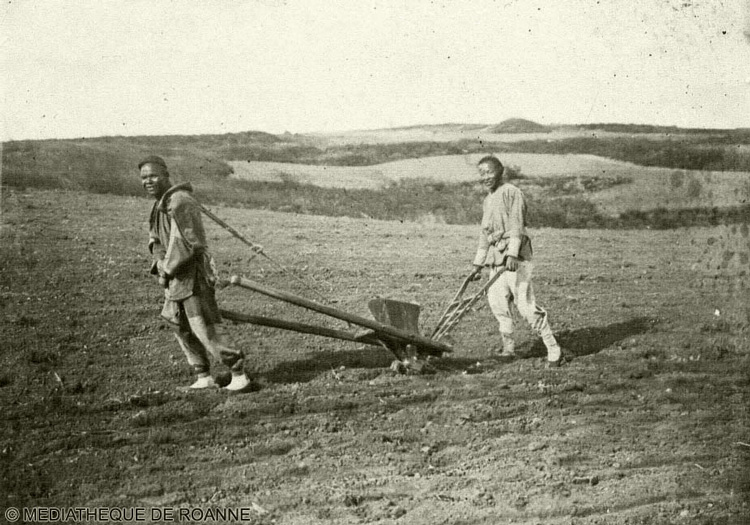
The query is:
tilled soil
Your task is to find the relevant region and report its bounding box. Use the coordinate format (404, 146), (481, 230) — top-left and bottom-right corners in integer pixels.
(1, 189), (748, 524)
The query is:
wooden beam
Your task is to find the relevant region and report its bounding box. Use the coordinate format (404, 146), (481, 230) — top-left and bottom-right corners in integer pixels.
(229, 276), (452, 356)
(219, 308), (382, 345)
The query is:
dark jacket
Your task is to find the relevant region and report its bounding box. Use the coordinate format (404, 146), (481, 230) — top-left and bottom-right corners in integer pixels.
(148, 183), (216, 301)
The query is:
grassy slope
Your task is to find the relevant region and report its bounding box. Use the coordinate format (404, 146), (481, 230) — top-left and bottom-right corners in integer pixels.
(2, 124), (750, 229)
(1, 188), (749, 524)
(228, 153), (750, 215)
(0, 137), (235, 196)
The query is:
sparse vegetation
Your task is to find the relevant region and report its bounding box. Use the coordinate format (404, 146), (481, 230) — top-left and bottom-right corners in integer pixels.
(197, 177), (749, 229)
(578, 123), (750, 141)
(532, 174), (632, 196)
(5, 125), (750, 183)
(511, 136), (750, 172)
(230, 136), (750, 172)
(3, 125), (749, 231)
(1, 138), (233, 195)
(617, 205), (750, 229)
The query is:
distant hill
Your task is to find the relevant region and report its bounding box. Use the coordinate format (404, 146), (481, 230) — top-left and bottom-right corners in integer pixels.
(121, 130), (283, 147)
(375, 123), (489, 132)
(487, 119), (551, 134)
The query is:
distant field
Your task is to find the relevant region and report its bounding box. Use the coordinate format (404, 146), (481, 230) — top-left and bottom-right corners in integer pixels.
(229, 161), (389, 190)
(229, 154), (750, 215)
(309, 126), (641, 146)
(229, 154), (631, 188)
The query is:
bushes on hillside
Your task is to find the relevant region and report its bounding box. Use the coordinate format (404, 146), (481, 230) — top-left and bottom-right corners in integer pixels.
(200, 179), (484, 225)
(198, 177), (748, 230)
(225, 133), (750, 172)
(618, 205), (750, 229)
(3, 131), (749, 229)
(2, 141), (143, 196)
(511, 137), (750, 172)
(1, 139), (233, 196)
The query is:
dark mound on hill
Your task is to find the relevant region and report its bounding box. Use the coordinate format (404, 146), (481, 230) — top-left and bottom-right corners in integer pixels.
(488, 118), (551, 133)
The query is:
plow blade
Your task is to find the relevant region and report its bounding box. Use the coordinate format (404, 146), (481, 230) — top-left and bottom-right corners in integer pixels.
(368, 298), (421, 334)
(365, 298), (424, 360)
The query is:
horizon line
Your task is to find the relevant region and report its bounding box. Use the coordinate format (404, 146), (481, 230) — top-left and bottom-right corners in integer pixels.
(3, 120), (750, 143)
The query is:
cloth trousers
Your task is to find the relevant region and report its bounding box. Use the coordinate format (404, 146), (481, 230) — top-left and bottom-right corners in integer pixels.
(487, 262), (560, 361)
(169, 295), (244, 374)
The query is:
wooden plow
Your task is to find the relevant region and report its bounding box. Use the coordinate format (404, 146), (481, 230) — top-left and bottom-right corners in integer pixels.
(200, 203), (502, 373)
(221, 276), (453, 371)
(220, 269), (505, 372)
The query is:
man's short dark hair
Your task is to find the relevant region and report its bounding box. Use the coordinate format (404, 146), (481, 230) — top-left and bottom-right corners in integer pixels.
(138, 155), (169, 171)
(478, 155), (504, 175)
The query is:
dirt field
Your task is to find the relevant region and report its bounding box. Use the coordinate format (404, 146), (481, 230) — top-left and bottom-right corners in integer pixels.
(1, 188), (749, 524)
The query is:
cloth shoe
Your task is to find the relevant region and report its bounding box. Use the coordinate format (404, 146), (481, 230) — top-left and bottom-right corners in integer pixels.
(546, 349), (572, 368)
(187, 375), (218, 390)
(224, 373), (253, 392)
(498, 333), (515, 358)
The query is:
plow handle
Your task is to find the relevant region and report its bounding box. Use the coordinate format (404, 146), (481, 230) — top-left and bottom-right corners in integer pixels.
(430, 273), (475, 338)
(432, 267), (506, 341)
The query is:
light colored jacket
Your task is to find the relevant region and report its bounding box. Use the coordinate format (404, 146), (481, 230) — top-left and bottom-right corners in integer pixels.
(473, 183), (533, 266)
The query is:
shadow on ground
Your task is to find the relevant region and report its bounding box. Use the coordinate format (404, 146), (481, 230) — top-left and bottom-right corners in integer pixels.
(521, 316), (657, 358)
(260, 345), (395, 384)
(259, 317), (657, 383)
(424, 317), (658, 374)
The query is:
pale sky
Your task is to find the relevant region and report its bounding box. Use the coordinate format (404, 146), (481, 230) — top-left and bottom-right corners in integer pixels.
(2, 0), (749, 141)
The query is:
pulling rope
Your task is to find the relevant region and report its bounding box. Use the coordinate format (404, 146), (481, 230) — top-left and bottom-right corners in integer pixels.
(198, 203), (327, 301)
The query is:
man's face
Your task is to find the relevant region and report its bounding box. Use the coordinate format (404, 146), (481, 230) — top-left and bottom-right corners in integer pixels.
(477, 162), (500, 192)
(140, 163), (170, 199)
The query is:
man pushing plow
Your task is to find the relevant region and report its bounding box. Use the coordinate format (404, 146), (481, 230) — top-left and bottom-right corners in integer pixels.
(468, 155), (568, 367)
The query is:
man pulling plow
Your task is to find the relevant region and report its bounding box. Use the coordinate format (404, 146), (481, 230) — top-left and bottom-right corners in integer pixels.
(140, 156), (254, 392)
